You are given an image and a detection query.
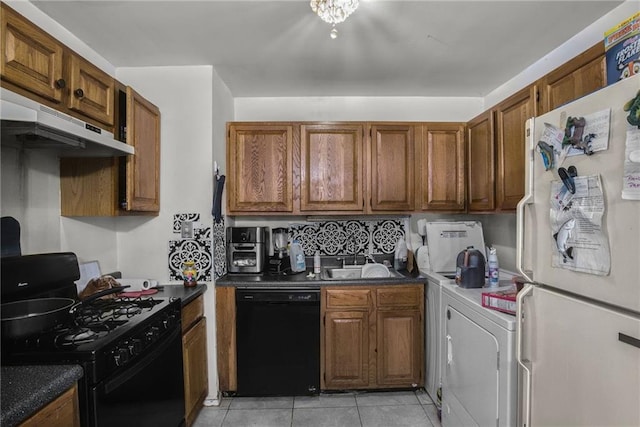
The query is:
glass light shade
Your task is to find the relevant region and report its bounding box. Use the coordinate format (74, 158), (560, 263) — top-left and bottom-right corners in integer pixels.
(310, 0), (359, 25)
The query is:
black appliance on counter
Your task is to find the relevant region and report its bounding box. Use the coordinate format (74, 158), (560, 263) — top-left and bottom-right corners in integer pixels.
(226, 227), (269, 274)
(236, 288), (320, 396)
(0, 253), (185, 427)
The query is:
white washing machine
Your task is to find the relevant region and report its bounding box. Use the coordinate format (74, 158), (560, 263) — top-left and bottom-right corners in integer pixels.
(421, 270), (450, 408)
(440, 280), (516, 427)
(419, 221), (487, 410)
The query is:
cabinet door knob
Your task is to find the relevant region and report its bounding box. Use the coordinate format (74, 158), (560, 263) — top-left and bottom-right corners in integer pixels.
(74, 88), (84, 98)
(54, 78), (66, 89)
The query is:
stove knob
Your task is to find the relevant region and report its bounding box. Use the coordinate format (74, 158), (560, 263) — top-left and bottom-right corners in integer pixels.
(162, 314), (176, 329)
(145, 326), (160, 343)
(114, 347), (130, 366)
(130, 338), (144, 355)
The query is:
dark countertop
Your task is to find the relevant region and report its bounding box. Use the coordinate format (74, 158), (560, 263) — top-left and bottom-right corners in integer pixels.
(216, 268), (426, 288)
(154, 283), (207, 305)
(1, 364), (83, 427)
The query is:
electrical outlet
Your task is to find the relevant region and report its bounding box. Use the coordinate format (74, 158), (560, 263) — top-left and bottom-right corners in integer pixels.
(181, 221), (194, 239)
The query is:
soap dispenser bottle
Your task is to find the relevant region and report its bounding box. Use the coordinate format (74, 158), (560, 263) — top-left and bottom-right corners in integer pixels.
(394, 238), (408, 270)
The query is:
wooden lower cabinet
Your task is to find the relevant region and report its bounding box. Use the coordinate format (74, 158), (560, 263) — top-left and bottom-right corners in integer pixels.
(216, 287), (237, 392)
(321, 285), (423, 390)
(376, 310), (422, 386)
(182, 295), (208, 427)
(323, 310), (371, 389)
(20, 384), (80, 427)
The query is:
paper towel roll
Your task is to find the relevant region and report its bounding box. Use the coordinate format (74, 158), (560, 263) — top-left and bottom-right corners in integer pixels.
(118, 278), (158, 291)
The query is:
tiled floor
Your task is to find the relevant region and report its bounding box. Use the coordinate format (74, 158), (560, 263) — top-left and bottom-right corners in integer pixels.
(193, 390), (441, 427)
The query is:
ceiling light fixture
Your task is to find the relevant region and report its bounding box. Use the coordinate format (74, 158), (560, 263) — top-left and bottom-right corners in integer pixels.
(310, 0), (359, 39)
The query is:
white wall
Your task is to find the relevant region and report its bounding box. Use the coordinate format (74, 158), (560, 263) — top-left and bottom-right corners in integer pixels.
(112, 66), (215, 280)
(484, 0), (639, 109)
(235, 96), (482, 122)
(1, 147), (63, 254)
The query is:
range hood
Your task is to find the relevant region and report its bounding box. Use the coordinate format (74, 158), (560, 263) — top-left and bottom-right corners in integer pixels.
(1, 88), (134, 157)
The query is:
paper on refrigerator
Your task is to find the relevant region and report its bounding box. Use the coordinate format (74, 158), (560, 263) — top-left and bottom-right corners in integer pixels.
(622, 127), (640, 200)
(549, 175), (610, 276)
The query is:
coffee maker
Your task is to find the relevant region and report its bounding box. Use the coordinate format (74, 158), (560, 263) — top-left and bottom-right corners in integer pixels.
(267, 227), (290, 274)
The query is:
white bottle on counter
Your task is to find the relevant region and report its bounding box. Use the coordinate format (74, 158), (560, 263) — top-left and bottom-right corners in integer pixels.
(314, 251), (321, 274)
(290, 241), (306, 272)
(394, 237), (408, 270)
(487, 246), (499, 287)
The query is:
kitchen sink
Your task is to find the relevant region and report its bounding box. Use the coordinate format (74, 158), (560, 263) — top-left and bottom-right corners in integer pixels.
(321, 263), (405, 280)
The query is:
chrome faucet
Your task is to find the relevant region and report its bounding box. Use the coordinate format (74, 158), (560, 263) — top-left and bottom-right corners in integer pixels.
(364, 253), (377, 264)
(346, 233), (359, 266)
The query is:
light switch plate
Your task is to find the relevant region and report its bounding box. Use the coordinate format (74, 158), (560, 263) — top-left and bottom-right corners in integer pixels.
(181, 221), (194, 239)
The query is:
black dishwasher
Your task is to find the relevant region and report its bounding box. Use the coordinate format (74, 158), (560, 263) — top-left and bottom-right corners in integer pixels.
(236, 288), (320, 396)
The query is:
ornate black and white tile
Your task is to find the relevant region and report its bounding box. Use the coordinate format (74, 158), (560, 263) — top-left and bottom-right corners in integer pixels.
(168, 239), (212, 282)
(194, 226), (212, 242)
(212, 216), (226, 279)
(289, 218), (405, 256)
(371, 219), (405, 254)
(173, 213), (200, 233)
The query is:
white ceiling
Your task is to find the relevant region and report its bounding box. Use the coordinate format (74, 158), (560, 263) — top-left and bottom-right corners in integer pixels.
(29, 0), (625, 98)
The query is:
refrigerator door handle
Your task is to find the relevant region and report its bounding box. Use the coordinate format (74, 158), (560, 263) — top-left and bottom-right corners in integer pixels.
(446, 334), (453, 365)
(516, 283), (534, 427)
(618, 332), (640, 349)
(517, 118), (535, 283)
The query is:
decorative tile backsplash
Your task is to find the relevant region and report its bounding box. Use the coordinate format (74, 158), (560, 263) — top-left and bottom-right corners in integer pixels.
(290, 219), (405, 256)
(170, 215), (404, 280)
(212, 217), (227, 279)
(169, 213), (213, 282)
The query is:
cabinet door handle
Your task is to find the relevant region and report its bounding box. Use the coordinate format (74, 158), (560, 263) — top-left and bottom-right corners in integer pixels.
(619, 333), (640, 349)
(74, 88), (84, 98)
(54, 78), (66, 89)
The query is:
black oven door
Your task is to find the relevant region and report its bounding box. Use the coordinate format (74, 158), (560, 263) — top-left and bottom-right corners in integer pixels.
(89, 326), (185, 427)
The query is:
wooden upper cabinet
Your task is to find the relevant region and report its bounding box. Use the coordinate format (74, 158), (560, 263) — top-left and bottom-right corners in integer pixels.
(467, 111), (495, 212)
(300, 123), (364, 211)
(124, 86), (160, 212)
(417, 123), (465, 211)
(494, 85), (536, 211)
(66, 53), (114, 126)
(369, 124), (415, 211)
(538, 43), (606, 115)
(227, 123), (294, 213)
(60, 86), (160, 217)
(0, 3), (64, 103)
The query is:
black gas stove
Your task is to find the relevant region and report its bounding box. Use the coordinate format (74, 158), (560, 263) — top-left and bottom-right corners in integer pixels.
(1, 253), (185, 427)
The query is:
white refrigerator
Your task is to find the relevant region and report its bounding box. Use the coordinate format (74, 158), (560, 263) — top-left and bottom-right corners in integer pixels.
(517, 74), (640, 426)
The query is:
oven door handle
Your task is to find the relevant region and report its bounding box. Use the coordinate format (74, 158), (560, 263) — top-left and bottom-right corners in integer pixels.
(103, 325), (181, 394)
